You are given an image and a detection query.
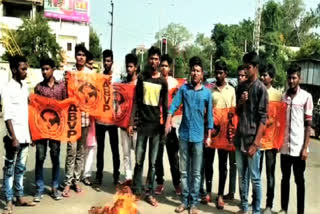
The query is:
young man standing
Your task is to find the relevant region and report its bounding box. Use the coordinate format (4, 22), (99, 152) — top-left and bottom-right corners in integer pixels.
(120, 53), (139, 185)
(235, 51), (268, 214)
(2, 55), (36, 214)
(155, 54), (181, 196)
(63, 44), (92, 197)
(132, 46), (168, 207)
(259, 63), (282, 214)
(165, 56), (213, 214)
(33, 58), (66, 202)
(94, 49), (121, 189)
(279, 64), (313, 214)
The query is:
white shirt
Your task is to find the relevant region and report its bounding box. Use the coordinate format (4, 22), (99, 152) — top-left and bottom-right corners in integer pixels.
(281, 87), (313, 156)
(2, 79), (31, 143)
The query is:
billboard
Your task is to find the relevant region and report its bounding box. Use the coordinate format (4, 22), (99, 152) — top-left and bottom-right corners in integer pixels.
(44, 0), (89, 23)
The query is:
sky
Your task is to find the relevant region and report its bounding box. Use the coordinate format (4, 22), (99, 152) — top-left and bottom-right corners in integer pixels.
(90, 0), (319, 66)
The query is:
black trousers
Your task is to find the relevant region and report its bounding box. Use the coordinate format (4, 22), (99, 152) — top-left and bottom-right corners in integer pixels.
(95, 124), (120, 181)
(155, 128), (180, 187)
(280, 154), (306, 214)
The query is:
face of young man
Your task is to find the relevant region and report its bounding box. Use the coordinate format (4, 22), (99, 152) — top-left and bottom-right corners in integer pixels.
(15, 62), (28, 80)
(41, 65), (54, 81)
(160, 60), (170, 77)
(75, 51), (86, 66)
(126, 62), (137, 77)
(86, 60), (94, 70)
(104, 56), (113, 72)
(190, 65), (203, 85)
(260, 72), (272, 87)
(215, 69), (227, 84)
(287, 72), (300, 90)
(244, 64), (258, 81)
(237, 70), (247, 84)
(148, 54), (160, 72)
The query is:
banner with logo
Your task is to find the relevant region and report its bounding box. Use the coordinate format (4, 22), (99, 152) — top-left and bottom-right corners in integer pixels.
(67, 72), (113, 124)
(113, 83), (135, 128)
(210, 107), (238, 151)
(29, 94), (81, 142)
(261, 101), (287, 150)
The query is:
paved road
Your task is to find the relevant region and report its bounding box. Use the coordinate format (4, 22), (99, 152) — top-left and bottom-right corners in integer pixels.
(0, 117), (319, 214)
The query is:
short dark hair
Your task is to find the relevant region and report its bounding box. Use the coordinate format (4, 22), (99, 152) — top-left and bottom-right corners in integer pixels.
(40, 57), (55, 69)
(243, 51), (259, 67)
(237, 65), (245, 71)
(260, 63), (276, 79)
(9, 55), (27, 71)
(75, 44), (87, 56)
(215, 60), (228, 73)
(189, 56), (203, 69)
(102, 49), (113, 60)
(86, 51), (93, 62)
(125, 53), (138, 66)
(160, 54), (173, 66)
(148, 46), (161, 57)
(287, 63), (301, 76)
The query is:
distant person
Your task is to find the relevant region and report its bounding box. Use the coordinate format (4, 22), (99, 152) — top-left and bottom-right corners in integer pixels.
(259, 63), (282, 214)
(155, 54), (181, 196)
(235, 52), (268, 214)
(33, 57), (66, 202)
(278, 64), (313, 214)
(131, 46), (168, 207)
(165, 56), (213, 214)
(85, 51), (94, 70)
(2, 55), (36, 214)
(237, 65), (247, 84)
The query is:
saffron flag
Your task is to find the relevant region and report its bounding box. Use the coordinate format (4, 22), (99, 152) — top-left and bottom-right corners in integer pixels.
(169, 78), (186, 116)
(67, 71), (113, 123)
(210, 107), (238, 151)
(113, 83), (135, 128)
(29, 94), (81, 142)
(261, 101), (287, 150)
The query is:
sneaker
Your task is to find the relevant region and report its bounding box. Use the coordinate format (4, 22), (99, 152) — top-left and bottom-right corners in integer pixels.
(51, 188), (62, 200)
(223, 193), (235, 201)
(263, 207), (272, 214)
(155, 184), (164, 195)
(82, 177), (92, 186)
(278, 210), (287, 214)
(33, 193), (43, 202)
(175, 185), (182, 196)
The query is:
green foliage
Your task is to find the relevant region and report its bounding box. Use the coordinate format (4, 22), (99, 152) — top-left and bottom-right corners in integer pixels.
(4, 14), (62, 68)
(89, 27), (102, 60)
(155, 23), (192, 48)
(295, 38), (320, 59)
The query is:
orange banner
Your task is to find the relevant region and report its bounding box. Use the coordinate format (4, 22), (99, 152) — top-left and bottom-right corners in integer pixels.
(67, 71), (113, 123)
(29, 94), (81, 142)
(169, 78), (186, 116)
(113, 83), (135, 128)
(210, 107), (238, 151)
(261, 101), (287, 150)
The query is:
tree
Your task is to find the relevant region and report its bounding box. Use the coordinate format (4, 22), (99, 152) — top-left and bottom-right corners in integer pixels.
(89, 27), (102, 60)
(3, 14), (62, 68)
(155, 23), (192, 48)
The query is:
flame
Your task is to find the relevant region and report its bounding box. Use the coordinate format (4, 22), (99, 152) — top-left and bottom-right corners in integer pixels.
(89, 186), (138, 214)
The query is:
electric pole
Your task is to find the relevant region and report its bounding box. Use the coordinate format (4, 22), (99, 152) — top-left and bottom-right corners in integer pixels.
(253, 0), (262, 55)
(109, 0), (114, 50)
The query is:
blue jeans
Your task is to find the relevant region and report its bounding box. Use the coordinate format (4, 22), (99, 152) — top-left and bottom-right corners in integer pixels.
(132, 133), (160, 195)
(179, 140), (203, 207)
(35, 139), (61, 194)
(3, 143), (29, 202)
(235, 149), (261, 214)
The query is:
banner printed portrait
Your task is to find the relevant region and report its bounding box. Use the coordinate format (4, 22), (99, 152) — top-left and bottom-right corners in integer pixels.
(112, 83), (135, 128)
(67, 72), (113, 124)
(210, 107), (238, 151)
(29, 94), (81, 142)
(261, 101), (287, 150)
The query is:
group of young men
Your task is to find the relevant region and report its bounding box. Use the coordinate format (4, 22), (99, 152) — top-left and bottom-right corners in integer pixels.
(1, 44), (313, 214)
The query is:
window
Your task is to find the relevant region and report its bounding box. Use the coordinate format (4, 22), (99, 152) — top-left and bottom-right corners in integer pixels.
(67, 43), (72, 51)
(3, 2), (31, 18)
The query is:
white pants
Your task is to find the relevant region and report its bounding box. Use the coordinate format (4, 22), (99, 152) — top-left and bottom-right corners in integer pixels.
(120, 129), (137, 180)
(82, 145), (96, 179)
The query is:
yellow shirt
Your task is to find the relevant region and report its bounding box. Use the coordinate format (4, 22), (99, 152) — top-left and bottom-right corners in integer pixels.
(268, 86), (282, 101)
(212, 82), (236, 108)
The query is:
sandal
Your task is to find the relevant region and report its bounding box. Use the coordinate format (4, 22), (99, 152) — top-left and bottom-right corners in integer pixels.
(2, 202), (13, 214)
(62, 185), (71, 197)
(73, 183), (82, 193)
(15, 198), (36, 207)
(145, 195), (158, 207)
(175, 204), (188, 213)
